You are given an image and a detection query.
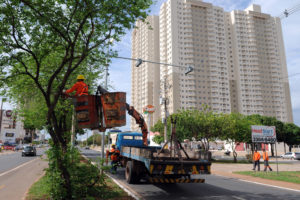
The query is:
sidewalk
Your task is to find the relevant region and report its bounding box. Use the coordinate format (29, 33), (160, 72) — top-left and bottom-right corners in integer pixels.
(0, 150), (16, 156)
(212, 163), (300, 191)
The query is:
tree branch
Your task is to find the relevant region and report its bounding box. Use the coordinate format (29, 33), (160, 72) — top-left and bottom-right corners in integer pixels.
(20, 0), (70, 42)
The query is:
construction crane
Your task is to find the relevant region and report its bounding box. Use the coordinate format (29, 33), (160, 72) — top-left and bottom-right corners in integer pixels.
(278, 3), (300, 19)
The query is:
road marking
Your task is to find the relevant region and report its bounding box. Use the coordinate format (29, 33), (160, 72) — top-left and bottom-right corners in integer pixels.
(232, 195), (246, 200)
(0, 185), (5, 190)
(238, 179), (300, 193)
(0, 158), (38, 177)
(214, 174), (300, 193)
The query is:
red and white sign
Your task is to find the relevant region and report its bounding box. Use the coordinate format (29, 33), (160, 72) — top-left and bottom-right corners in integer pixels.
(143, 105), (155, 114)
(251, 125), (276, 143)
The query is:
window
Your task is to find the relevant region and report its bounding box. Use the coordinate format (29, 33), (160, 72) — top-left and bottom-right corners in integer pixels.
(135, 136), (143, 140)
(123, 136), (133, 140)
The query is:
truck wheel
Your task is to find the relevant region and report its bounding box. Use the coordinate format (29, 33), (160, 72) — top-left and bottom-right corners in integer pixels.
(125, 161), (137, 184)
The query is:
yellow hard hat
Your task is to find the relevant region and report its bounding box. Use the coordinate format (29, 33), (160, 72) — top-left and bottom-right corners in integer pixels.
(112, 144), (116, 147)
(77, 75), (85, 80)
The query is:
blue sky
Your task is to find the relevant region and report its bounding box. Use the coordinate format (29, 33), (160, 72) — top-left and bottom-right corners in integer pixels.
(107, 0), (300, 132)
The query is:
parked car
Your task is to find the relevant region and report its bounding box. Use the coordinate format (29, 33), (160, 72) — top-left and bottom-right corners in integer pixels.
(15, 145), (24, 151)
(280, 152), (300, 160)
(22, 146), (36, 156)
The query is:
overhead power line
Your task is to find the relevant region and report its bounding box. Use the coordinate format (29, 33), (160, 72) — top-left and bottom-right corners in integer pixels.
(278, 3), (300, 19)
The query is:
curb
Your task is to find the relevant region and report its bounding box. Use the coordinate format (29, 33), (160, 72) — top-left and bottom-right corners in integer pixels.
(81, 154), (142, 200)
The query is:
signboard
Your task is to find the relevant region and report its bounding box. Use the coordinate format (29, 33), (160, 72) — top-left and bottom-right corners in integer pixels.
(143, 105), (155, 114)
(251, 125), (276, 143)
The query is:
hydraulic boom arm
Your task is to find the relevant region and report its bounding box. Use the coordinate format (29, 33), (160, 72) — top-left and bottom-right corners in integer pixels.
(126, 103), (148, 146)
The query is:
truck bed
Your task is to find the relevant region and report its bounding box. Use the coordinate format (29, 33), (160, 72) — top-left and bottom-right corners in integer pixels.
(121, 146), (211, 183)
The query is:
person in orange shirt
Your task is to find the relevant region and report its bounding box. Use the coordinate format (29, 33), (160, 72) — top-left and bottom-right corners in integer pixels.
(65, 75), (88, 96)
(107, 144), (120, 173)
(252, 149), (261, 171)
(263, 149), (272, 171)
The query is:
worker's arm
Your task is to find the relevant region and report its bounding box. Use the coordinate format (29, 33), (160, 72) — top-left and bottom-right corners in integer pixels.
(66, 83), (78, 94)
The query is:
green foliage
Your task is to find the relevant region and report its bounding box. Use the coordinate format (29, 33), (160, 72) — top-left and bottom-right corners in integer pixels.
(86, 133), (107, 146)
(0, 1), (153, 198)
(46, 144), (105, 199)
(235, 171), (300, 184)
(151, 109), (300, 152)
(26, 175), (51, 200)
(151, 119), (168, 144)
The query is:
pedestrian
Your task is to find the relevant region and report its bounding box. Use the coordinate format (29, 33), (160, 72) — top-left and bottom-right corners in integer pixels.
(263, 149), (272, 171)
(65, 75), (88, 96)
(252, 149), (261, 171)
(107, 144), (120, 173)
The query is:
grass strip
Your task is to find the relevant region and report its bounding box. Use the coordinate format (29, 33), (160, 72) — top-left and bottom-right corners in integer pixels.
(26, 175), (50, 200)
(234, 171), (300, 184)
(26, 173), (133, 200)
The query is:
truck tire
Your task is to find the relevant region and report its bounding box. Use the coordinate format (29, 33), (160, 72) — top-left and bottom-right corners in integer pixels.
(125, 161), (138, 184)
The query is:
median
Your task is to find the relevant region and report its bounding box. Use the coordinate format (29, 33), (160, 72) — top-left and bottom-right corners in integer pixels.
(234, 171), (300, 184)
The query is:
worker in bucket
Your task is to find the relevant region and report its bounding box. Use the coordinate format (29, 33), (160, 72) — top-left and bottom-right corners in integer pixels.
(106, 144), (120, 173)
(65, 75), (88, 96)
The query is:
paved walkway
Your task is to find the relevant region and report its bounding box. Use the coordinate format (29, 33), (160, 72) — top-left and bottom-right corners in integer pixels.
(0, 157), (48, 200)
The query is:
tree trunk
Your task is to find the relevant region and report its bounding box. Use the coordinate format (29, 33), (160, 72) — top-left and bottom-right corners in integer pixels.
(271, 144), (274, 157)
(284, 142), (286, 153)
(233, 150), (237, 163)
(57, 142), (72, 199)
(289, 145), (292, 152)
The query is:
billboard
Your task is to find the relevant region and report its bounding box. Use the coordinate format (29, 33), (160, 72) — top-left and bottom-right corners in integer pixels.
(251, 125), (276, 143)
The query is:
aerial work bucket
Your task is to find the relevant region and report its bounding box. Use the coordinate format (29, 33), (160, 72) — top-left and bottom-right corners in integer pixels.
(100, 92), (126, 128)
(73, 95), (99, 129)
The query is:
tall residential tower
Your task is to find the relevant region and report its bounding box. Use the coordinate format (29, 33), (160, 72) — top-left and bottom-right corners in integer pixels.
(131, 16), (161, 131)
(131, 0), (293, 131)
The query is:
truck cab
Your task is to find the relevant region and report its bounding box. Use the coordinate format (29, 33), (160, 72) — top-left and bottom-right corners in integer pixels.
(116, 132), (145, 150)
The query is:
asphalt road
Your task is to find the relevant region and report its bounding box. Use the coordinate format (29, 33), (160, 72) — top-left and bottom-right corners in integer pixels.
(81, 148), (300, 200)
(0, 148), (45, 174)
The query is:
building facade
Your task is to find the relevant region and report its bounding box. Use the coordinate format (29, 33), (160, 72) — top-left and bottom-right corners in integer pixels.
(131, 16), (161, 131)
(131, 0), (293, 131)
(0, 110), (25, 144)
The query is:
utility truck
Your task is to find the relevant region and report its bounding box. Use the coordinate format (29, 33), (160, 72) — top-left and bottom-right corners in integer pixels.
(114, 131), (211, 184)
(71, 85), (211, 184)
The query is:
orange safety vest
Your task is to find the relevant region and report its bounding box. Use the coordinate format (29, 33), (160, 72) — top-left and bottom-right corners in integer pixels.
(110, 148), (120, 161)
(253, 152), (261, 161)
(66, 81), (88, 96)
(263, 152), (269, 161)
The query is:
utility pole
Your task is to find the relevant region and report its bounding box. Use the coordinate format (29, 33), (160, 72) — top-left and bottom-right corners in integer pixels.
(0, 98), (5, 140)
(163, 78), (168, 143)
(101, 51), (109, 160)
(71, 112), (75, 146)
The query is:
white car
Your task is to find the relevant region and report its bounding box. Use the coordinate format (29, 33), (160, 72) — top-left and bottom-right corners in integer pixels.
(280, 152), (300, 160)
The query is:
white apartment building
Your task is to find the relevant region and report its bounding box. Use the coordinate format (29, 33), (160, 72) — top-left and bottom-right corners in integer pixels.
(131, 0), (293, 131)
(131, 16), (161, 131)
(159, 0), (292, 122)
